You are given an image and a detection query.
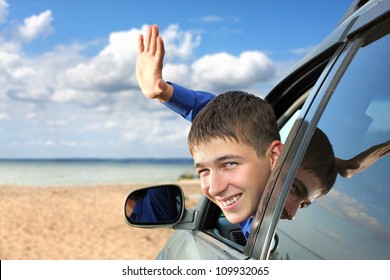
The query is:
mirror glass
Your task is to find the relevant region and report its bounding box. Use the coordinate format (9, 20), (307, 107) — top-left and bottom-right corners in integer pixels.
(125, 185), (184, 225)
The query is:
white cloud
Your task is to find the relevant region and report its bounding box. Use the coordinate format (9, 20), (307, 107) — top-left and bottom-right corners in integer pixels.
(201, 15), (224, 23)
(318, 189), (390, 244)
(16, 10), (53, 43)
(0, 0), (9, 24)
(104, 120), (119, 130)
(51, 89), (107, 107)
(121, 131), (138, 142)
(59, 140), (76, 147)
(45, 119), (68, 127)
(191, 51), (276, 92)
(1, 42), (84, 103)
(62, 29), (139, 93)
(45, 140), (54, 146)
(0, 111), (9, 120)
(7, 86), (52, 102)
(14, 139), (78, 147)
(25, 112), (37, 120)
(115, 112), (190, 146)
(0, 42), (20, 63)
(161, 24), (201, 61)
(163, 63), (191, 85)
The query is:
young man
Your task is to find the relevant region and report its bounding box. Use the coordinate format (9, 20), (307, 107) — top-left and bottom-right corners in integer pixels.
(188, 90), (282, 226)
(136, 25), (390, 238)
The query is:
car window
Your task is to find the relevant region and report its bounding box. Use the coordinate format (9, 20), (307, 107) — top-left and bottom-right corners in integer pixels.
(271, 18), (390, 260)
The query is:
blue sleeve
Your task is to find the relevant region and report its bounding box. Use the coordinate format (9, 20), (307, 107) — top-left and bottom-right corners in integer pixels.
(163, 82), (215, 122)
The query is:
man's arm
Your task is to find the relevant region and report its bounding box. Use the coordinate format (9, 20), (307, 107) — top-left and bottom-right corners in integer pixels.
(336, 140), (390, 178)
(164, 83), (215, 122)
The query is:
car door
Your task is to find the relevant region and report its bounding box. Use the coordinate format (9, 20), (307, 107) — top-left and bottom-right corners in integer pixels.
(249, 8), (389, 260)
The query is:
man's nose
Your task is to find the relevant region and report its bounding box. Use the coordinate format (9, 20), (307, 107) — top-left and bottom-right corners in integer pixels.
(208, 172), (227, 197)
(283, 199), (300, 220)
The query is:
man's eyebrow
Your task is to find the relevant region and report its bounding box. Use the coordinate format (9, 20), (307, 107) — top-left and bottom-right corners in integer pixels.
(194, 154), (244, 169)
(215, 154), (244, 163)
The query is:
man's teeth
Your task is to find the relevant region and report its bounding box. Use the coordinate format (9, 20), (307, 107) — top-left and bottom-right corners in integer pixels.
(221, 195), (241, 206)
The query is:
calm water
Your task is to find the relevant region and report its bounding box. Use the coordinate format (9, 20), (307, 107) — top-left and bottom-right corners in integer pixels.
(0, 158), (195, 187)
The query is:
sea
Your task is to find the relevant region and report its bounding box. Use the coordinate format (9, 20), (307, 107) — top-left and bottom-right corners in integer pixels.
(0, 158), (196, 187)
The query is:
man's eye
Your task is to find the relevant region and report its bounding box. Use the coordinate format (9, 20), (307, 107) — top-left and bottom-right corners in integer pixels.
(197, 169), (209, 177)
(224, 162), (237, 168)
(290, 184), (298, 194)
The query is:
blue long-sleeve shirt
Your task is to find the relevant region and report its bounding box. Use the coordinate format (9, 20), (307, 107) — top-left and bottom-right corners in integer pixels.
(162, 82), (253, 239)
(163, 82), (215, 121)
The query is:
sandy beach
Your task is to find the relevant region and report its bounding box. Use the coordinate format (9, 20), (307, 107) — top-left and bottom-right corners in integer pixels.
(0, 180), (201, 260)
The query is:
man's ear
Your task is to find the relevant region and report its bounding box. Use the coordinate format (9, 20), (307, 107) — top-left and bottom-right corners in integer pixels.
(269, 140), (283, 168)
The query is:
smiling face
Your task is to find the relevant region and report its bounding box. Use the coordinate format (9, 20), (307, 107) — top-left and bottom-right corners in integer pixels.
(193, 137), (281, 224)
(192, 137), (327, 224)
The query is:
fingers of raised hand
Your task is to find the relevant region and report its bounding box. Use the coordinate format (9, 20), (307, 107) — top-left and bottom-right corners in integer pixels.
(137, 34), (144, 54)
(142, 24), (159, 54)
(144, 25), (153, 52)
(156, 36), (165, 60)
(149, 24), (159, 54)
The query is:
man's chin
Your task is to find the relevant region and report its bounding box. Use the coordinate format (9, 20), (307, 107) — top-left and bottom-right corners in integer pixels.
(223, 212), (247, 225)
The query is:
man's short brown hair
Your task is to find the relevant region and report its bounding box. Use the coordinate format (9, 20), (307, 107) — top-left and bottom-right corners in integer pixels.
(302, 128), (337, 195)
(188, 91), (280, 157)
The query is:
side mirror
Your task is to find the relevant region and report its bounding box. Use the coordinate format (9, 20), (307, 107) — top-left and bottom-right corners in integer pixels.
(124, 184), (184, 227)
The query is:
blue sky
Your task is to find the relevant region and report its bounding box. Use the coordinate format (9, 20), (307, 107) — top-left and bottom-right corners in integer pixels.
(0, 0), (352, 159)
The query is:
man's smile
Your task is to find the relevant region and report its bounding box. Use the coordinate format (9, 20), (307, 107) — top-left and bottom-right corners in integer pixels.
(218, 194), (242, 207)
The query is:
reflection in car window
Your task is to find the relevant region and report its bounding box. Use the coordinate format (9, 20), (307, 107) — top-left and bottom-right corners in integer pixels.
(272, 20), (390, 259)
(279, 87), (312, 143)
(279, 110), (300, 143)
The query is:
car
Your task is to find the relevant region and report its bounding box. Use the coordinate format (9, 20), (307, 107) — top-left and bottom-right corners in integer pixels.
(124, 0), (390, 260)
